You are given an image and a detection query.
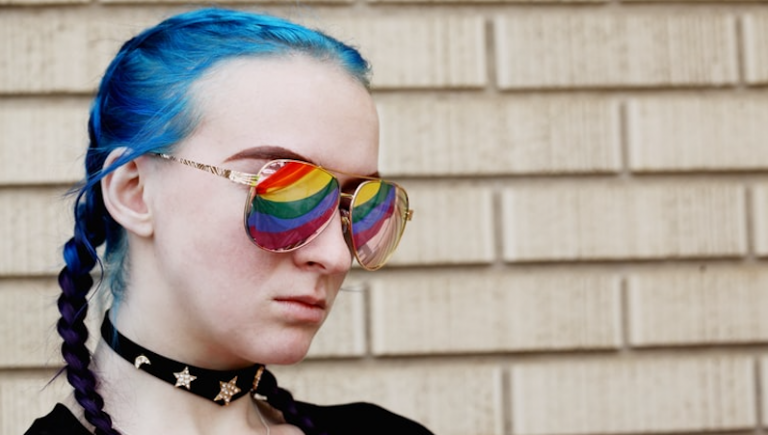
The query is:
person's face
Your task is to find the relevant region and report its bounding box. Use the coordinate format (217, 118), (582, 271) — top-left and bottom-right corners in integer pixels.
(140, 55), (379, 368)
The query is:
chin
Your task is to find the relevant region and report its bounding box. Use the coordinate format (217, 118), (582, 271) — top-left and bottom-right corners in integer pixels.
(268, 353), (310, 366)
(262, 348), (311, 365)
(255, 332), (317, 365)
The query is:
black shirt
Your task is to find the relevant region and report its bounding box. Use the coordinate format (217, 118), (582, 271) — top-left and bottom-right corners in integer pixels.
(25, 402), (435, 435)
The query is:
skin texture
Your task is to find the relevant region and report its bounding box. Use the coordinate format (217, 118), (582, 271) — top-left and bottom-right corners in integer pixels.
(92, 55), (379, 435)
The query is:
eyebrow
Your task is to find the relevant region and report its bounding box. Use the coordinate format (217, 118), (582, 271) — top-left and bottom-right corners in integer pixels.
(224, 145), (314, 165)
(225, 145), (381, 178)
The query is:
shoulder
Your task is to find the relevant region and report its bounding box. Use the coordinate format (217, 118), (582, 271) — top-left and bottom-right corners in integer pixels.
(24, 404), (91, 435)
(296, 401), (435, 435)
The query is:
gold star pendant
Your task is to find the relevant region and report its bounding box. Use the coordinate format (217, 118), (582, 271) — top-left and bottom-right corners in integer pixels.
(173, 366), (197, 390)
(214, 376), (241, 405)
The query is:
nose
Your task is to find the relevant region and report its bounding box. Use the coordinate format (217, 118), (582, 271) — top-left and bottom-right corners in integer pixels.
(291, 211), (353, 274)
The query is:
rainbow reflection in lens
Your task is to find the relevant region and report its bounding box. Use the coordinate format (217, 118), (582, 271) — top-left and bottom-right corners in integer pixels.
(243, 159), (410, 270)
(246, 161), (340, 251)
(350, 181), (408, 270)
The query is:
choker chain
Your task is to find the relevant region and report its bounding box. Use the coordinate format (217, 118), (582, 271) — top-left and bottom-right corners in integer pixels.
(100, 311), (266, 406)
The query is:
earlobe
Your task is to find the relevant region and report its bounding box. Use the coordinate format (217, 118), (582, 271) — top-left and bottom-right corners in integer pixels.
(101, 148), (154, 238)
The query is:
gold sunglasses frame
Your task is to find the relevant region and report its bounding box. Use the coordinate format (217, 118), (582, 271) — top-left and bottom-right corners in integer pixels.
(152, 153), (413, 270)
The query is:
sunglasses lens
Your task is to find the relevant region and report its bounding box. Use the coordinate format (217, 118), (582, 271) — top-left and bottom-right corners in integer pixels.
(245, 161), (340, 251)
(349, 181), (409, 270)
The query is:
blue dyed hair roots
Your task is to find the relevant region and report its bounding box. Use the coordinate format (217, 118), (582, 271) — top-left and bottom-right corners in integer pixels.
(57, 8), (371, 434)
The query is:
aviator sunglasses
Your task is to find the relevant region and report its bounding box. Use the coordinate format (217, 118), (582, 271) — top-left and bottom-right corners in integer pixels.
(154, 153), (413, 271)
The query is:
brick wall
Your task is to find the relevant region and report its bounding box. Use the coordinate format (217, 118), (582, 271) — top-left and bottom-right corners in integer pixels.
(1, 1), (766, 435)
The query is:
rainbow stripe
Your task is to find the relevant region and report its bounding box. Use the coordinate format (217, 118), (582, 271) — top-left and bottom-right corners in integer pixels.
(351, 182), (397, 250)
(247, 163), (339, 250)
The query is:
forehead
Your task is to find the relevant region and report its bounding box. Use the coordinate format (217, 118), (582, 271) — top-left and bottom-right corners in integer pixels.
(181, 55), (379, 175)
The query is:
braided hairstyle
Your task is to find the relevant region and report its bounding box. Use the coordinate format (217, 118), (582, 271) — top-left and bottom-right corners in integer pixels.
(56, 8), (370, 435)
(259, 368), (328, 435)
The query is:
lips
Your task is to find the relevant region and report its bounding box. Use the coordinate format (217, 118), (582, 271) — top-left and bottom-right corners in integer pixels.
(275, 295), (326, 308)
(273, 295), (327, 323)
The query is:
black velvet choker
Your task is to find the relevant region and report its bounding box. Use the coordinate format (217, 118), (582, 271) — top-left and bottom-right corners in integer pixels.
(100, 311), (266, 406)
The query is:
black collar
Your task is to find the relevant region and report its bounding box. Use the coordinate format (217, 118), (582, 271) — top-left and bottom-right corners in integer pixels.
(100, 311), (265, 406)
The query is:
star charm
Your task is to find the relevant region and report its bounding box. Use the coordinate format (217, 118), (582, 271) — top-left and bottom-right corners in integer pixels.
(214, 376), (241, 405)
(173, 366), (197, 390)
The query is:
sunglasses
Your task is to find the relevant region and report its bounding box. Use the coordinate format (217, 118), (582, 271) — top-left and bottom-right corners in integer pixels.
(153, 153), (413, 271)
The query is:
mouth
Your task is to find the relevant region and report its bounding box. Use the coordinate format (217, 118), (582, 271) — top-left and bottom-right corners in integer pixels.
(273, 295), (327, 323)
(275, 295), (327, 309)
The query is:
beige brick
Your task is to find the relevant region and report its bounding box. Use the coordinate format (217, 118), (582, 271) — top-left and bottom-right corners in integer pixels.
(2, 10), (484, 92)
(274, 362), (504, 435)
(753, 184), (768, 256)
(332, 16), (486, 89)
(627, 0), (766, 1)
(369, 270), (620, 355)
(628, 96), (768, 172)
(0, 279), (62, 368)
(371, 0), (604, 3)
(760, 358), (768, 423)
(495, 13), (738, 89)
(0, 9), (160, 93)
(378, 95), (620, 176)
(383, 182), (495, 266)
(0, 278), (105, 368)
(0, 99), (88, 185)
(743, 14), (768, 84)
(0, 0), (85, 4)
(1, 372), (72, 435)
(502, 183), (746, 261)
(102, 0), (347, 3)
(305, 284), (365, 358)
(628, 268), (768, 346)
(512, 357), (756, 435)
(0, 188), (72, 276)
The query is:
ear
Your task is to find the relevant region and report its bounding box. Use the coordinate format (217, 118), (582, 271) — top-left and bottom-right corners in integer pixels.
(101, 148), (154, 238)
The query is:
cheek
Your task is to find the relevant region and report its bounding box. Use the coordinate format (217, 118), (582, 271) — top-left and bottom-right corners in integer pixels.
(325, 274), (346, 306)
(153, 176), (255, 269)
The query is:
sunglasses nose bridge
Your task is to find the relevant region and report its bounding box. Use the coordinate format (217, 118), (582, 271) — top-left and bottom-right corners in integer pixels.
(338, 209), (354, 249)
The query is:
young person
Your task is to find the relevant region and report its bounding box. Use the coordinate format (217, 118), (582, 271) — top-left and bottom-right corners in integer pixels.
(25, 8), (427, 435)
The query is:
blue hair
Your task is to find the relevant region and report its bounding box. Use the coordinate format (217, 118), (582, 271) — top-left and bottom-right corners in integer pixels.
(57, 9), (370, 435)
(91, 9), (370, 294)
